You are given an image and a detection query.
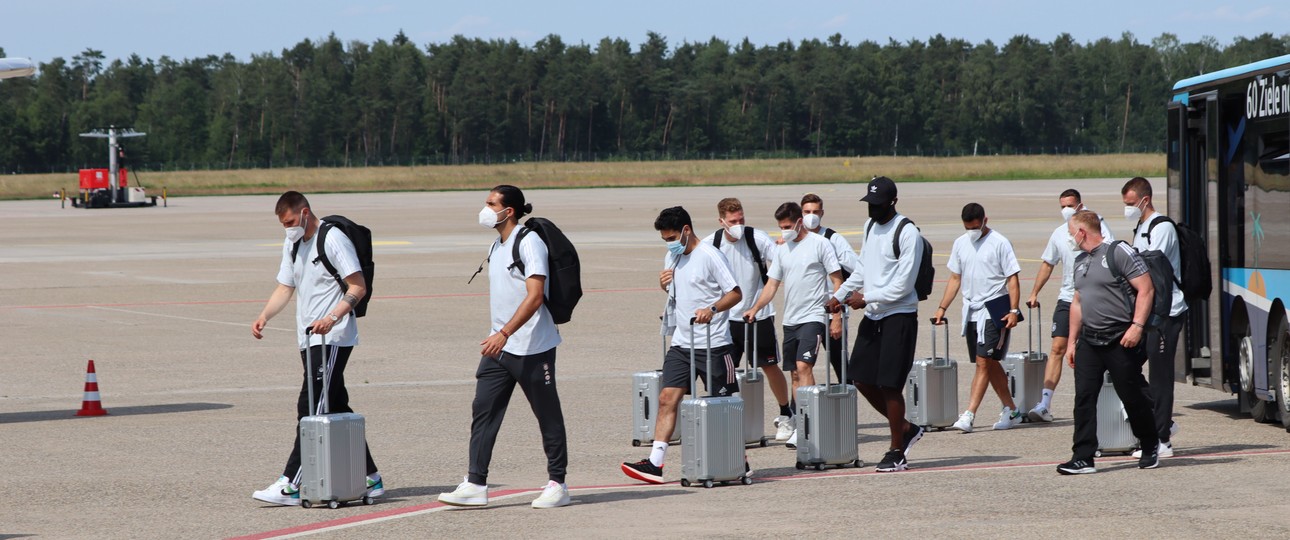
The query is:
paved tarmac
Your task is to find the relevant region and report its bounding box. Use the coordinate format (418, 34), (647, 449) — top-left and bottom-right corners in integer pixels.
(2, 178), (1288, 539)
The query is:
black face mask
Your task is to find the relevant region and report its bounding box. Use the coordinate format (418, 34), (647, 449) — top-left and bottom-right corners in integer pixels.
(868, 203), (893, 222)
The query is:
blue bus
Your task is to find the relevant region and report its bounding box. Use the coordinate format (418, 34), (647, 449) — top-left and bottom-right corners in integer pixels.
(1170, 54), (1290, 432)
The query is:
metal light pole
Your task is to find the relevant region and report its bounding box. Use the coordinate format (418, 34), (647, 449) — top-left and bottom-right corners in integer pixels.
(79, 126), (145, 204)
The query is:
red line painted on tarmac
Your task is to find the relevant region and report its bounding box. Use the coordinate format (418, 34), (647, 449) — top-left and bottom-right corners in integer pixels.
(226, 489), (530, 540)
(4, 288), (657, 311)
(232, 446), (1290, 539)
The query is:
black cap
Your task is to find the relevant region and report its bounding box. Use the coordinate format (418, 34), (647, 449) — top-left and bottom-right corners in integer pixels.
(860, 176), (897, 205)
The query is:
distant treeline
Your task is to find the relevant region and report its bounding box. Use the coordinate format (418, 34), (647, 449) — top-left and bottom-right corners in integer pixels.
(1, 32), (1287, 172)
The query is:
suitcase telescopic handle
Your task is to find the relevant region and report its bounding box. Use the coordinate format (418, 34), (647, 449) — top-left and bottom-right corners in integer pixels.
(827, 307), (850, 396)
(687, 318), (714, 399)
(304, 328), (324, 415)
(745, 318), (761, 382)
(929, 317), (951, 368)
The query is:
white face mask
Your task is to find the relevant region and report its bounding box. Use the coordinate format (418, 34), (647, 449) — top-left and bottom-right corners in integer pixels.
(1060, 207), (1077, 222)
(967, 228), (983, 243)
(802, 213), (821, 230)
(479, 206), (507, 229)
(781, 223), (799, 243)
(1067, 234), (1079, 252)
(284, 209), (306, 243)
(724, 222), (744, 241)
(1124, 203), (1143, 222)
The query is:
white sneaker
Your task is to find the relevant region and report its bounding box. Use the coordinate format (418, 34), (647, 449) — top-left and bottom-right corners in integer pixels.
(252, 475), (300, 506)
(951, 411), (974, 433)
(531, 481), (570, 509)
(438, 477), (488, 507)
(1027, 404), (1054, 423)
(785, 429), (798, 449)
(993, 407), (1024, 430)
(774, 416), (794, 441)
(1132, 441), (1174, 459)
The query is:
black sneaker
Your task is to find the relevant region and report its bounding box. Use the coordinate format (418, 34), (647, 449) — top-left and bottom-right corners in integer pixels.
(621, 459), (664, 484)
(1057, 458), (1096, 475)
(902, 423), (925, 457)
(1138, 449), (1160, 469)
(875, 449), (908, 472)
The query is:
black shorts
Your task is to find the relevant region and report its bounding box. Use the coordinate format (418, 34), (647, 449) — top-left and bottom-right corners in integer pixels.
(661, 345), (739, 397)
(729, 317), (780, 368)
(965, 319), (1011, 362)
(1052, 300), (1071, 339)
(849, 312), (918, 389)
(781, 322), (825, 371)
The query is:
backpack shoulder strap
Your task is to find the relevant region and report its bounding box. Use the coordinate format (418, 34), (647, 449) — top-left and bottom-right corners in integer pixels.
(1141, 214), (1173, 241)
(743, 226), (762, 263)
(315, 219), (342, 284)
(823, 227), (835, 240)
(712, 229), (723, 249)
(893, 218), (914, 259)
(509, 226), (531, 274)
(1107, 240), (1126, 280)
(291, 241), (302, 263)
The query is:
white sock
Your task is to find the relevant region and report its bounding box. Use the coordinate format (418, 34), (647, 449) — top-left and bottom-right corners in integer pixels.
(1039, 389), (1054, 410)
(649, 441), (668, 467)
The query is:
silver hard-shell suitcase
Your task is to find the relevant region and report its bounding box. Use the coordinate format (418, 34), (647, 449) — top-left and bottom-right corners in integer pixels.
(631, 369), (676, 446)
(737, 321), (768, 447)
(1096, 372), (1139, 455)
(1002, 307), (1047, 420)
(679, 320), (751, 488)
(299, 331), (372, 509)
(906, 319), (959, 430)
(795, 309), (862, 470)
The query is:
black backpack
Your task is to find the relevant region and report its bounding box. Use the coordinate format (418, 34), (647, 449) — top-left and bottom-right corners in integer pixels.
(864, 217), (934, 301)
(292, 215), (374, 318)
(712, 226), (769, 284)
(1107, 240), (1171, 330)
(511, 217), (582, 325)
(821, 227), (853, 280)
(1137, 215), (1212, 303)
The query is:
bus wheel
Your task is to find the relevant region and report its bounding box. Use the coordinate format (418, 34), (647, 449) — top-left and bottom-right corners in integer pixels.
(1241, 333), (1275, 422)
(1276, 320), (1290, 431)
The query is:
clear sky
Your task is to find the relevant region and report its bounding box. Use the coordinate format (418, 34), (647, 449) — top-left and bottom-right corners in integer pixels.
(3, 1), (1289, 64)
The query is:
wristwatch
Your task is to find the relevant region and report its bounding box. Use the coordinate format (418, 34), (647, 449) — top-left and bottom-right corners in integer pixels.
(1008, 309), (1022, 316)
(328, 313), (340, 322)
(709, 306), (717, 313)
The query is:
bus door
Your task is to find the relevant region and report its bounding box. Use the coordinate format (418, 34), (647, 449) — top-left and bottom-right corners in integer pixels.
(1171, 93), (1225, 389)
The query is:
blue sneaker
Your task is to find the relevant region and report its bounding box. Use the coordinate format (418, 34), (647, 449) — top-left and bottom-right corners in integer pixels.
(366, 475), (385, 498)
(252, 476), (300, 506)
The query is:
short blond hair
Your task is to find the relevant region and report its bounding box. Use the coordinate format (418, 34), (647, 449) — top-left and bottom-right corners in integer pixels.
(717, 197), (743, 217)
(1070, 210), (1101, 234)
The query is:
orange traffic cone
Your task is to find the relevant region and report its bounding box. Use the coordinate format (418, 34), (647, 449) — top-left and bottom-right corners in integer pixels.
(75, 360), (109, 416)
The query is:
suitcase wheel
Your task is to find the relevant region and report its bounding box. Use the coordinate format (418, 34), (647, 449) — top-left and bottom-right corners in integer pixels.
(759, 437), (768, 448)
(301, 500), (313, 509)
(741, 476), (753, 486)
(632, 439), (641, 447)
(795, 461), (806, 470)
(363, 496), (374, 505)
(327, 499), (341, 509)
(702, 480), (714, 489)
(814, 463), (824, 471)
(852, 459), (863, 468)
(680, 479), (691, 487)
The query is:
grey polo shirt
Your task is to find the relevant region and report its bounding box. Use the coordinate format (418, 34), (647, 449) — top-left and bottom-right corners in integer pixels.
(1072, 241), (1148, 333)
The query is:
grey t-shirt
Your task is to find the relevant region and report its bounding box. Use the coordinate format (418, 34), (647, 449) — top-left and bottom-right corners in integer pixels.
(1072, 241), (1148, 332)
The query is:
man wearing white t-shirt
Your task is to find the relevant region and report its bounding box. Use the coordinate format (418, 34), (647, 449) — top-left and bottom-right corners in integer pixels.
(1024, 189), (1114, 422)
(250, 191), (383, 506)
(743, 202), (844, 448)
(439, 185), (571, 509)
(706, 198), (794, 441)
(801, 193), (859, 380)
(933, 203), (1026, 432)
(622, 206), (743, 484)
(1123, 177), (1185, 458)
